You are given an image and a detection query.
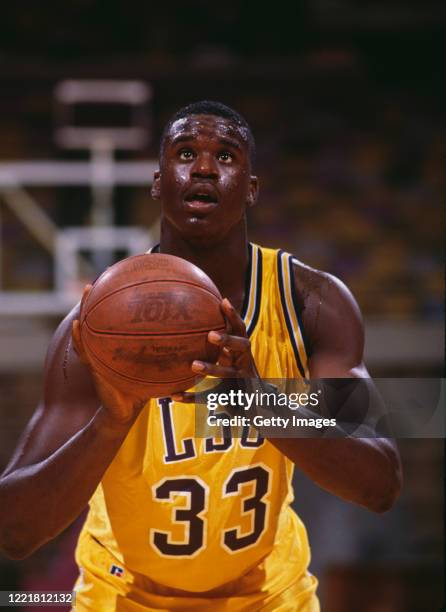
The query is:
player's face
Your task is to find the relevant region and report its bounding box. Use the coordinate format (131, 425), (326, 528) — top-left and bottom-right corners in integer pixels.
(152, 114), (258, 246)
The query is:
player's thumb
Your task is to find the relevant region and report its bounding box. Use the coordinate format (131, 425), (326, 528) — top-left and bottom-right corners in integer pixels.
(80, 284), (93, 310)
(72, 319), (89, 365)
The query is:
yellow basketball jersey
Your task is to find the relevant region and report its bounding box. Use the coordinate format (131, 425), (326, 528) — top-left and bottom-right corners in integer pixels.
(75, 244), (316, 606)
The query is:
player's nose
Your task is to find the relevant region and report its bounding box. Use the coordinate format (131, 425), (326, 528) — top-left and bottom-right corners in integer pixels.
(191, 152), (218, 179)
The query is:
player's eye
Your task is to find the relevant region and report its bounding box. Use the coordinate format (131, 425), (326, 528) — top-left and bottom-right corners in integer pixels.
(178, 149), (194, 161)
(217, 151), (233, 163)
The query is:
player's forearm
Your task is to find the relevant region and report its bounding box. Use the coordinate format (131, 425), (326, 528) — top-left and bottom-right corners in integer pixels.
(247, 378), (402, 512)
(270, 436), (402, 512)
(0, 407), (134, 559)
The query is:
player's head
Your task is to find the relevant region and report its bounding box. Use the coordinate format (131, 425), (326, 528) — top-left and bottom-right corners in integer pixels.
(159, 101), (256, 168)
(152, 100), (259, 247)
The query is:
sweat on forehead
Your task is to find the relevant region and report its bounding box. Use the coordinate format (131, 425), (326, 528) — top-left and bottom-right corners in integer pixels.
(160, 100), (256, 166)
(167, 115), (249, 144)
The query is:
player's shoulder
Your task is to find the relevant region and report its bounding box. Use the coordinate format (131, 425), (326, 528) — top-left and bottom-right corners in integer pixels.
(291, 256), (359, 309)
(289, 255), (364, 352)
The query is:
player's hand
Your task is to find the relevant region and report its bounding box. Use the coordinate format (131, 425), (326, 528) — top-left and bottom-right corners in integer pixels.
(172, 298), (260, 403)
(72, 285), (148, 426)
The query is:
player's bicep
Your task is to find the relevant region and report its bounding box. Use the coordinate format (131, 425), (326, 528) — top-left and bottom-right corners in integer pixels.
(2, 306), (100, 476)
(306, 273), (366, 379)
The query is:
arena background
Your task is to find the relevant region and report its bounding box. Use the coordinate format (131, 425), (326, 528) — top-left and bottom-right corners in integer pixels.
(0, 2), (444, 610)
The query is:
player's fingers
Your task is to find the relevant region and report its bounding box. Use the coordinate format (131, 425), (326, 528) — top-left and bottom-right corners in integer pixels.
(172, 379), (233, 404)
(208, 331), (250, 353)
(192, 360), (239, 378)
(221, 298), (247, 337)
(171, 390), (214, 404)
(72, 319), (89, 364)
(171, 392), (195, 403)
(217, 347), (233, 367)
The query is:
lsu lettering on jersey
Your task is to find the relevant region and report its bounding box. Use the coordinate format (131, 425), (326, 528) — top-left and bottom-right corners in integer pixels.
(74, 244), (319, 611)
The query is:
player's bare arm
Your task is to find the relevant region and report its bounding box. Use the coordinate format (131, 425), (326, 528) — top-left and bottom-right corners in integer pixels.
(177, 264), (402, 513)
(274, 262), (403, 512)
(0, 300), (146, 560)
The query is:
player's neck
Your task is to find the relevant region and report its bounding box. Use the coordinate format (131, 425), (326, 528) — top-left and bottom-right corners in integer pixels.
(159, 220), (249, 313)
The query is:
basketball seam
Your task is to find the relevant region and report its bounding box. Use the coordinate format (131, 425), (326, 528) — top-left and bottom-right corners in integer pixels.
(84, 323), (227, 337)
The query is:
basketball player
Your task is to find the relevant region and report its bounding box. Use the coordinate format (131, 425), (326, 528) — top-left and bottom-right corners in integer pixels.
(0, 101), (402, 610)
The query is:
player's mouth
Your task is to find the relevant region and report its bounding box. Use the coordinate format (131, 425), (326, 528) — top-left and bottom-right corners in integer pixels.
(183, 186), (218, 215)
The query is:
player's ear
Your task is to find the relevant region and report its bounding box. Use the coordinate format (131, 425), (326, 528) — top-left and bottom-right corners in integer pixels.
(151, 170), (161, 200)
(247, 176), (259, 208)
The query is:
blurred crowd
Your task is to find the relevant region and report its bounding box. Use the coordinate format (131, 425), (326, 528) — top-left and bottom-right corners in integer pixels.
(249, 91), (444, 321)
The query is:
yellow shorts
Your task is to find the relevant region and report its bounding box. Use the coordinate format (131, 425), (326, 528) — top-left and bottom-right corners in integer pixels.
(73, 533), (319, 611)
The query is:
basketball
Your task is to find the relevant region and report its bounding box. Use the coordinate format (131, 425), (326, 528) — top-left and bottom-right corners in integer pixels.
(79, 253), (226, 398)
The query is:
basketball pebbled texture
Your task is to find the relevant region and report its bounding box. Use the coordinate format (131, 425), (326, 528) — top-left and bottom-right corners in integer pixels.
(80, 253), (225, 398)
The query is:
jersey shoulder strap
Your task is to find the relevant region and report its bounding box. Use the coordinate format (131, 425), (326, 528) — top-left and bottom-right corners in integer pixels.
(276, 249), (309, 379)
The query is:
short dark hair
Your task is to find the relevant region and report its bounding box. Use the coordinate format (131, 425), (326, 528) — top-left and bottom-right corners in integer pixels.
(160, 100), (256, 166)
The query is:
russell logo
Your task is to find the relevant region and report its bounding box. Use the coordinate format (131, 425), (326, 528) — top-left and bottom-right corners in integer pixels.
(110, 564), (124, 578)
